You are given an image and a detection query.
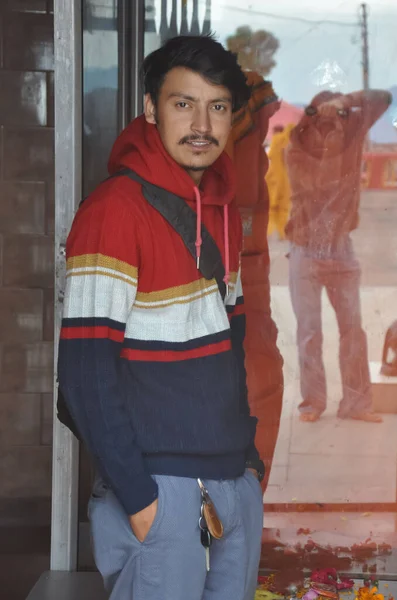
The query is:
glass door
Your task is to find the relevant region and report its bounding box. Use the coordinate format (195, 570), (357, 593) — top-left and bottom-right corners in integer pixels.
(82, 0), (121, 197)
(144, 0), (397, 580)
(77, 0), (145, 569)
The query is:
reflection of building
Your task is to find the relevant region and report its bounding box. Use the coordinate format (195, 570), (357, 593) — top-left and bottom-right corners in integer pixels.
(385, 157), (397, 187)
(362, 152), (397, 189)
(266, 101), (303, 143)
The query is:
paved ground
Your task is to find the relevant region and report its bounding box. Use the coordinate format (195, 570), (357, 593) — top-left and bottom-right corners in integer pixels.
(265, 284), (397, 505)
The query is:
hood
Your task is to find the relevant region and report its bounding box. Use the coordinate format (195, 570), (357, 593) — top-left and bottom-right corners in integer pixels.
(108, 114), (235, 207)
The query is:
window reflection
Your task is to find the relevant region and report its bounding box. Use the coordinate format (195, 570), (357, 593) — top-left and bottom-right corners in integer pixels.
(83, 0), (119, 196)
(146, 0), (397, 577)
(78, 0), (121, 570)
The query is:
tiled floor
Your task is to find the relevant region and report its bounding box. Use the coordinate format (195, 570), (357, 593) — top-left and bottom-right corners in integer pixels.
(264, 280), (397, 506)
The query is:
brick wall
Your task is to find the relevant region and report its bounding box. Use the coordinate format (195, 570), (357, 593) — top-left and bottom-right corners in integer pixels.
(0, 0), (54, 525)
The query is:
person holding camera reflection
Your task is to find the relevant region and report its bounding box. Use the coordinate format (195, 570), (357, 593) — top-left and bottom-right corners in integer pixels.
(285, 89), (392, 423)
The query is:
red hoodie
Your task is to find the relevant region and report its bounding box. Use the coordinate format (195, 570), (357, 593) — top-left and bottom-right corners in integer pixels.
(58, 115), (260, 516)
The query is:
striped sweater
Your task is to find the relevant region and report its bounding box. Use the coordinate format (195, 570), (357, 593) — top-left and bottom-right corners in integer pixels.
(58, 115), (260, 515)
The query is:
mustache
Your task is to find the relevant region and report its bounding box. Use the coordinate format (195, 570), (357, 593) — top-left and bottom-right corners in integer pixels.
(178, 135), (219, 146)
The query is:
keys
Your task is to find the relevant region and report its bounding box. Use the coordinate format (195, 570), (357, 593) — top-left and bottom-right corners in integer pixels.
(199, 515), (212, 572)
(197, 478), (210, 502)
(205, 544), (210, 571)
(198, 478), (212, 571)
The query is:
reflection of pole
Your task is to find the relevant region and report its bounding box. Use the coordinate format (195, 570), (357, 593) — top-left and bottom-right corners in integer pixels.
(169, 0), (178, 37)
(145, 0), (160, 57)
(181, 0), (189, 35)
(160, 0), (168, 44)
(360, 3), (370, 150)
(360, 3), (369, 91)
(202, 0), (211, 35)
(145, 0), (156, 32)
(191, 0), (200, 35)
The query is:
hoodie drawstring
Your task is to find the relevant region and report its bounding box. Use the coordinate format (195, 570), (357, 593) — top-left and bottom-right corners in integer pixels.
(223, 204), (230, 295)
(194, 187), (230, 297)
(194, 187), (202, 269)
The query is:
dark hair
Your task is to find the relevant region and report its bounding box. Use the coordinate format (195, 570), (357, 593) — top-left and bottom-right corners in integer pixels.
(141, 35), (251, 113)
(310, 90), (342, 108)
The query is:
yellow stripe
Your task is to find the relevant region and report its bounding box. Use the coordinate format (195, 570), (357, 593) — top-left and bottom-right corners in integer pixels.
(67, 253), (137, 280)
(229, 271), (238, 285)
(136, 272), (238, 304)
(135, 287), (219, 310)
(232, 73), (278, 143)
(136, 278), (213, 304)
(66, 270), (137, 287)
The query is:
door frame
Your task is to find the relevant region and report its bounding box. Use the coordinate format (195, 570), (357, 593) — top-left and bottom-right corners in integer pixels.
(52, 0), (145, 571)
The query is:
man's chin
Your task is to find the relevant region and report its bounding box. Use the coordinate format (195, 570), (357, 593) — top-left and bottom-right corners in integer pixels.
(185, 165), (210, 172)
(177, 149), (223, 172)
(179, 162), (212, 173)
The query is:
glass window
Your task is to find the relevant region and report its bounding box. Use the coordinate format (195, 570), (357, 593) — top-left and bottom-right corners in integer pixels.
(78, 0), (121, 570)
(145, 0), (397, 580)
(83, 0), (120, 197)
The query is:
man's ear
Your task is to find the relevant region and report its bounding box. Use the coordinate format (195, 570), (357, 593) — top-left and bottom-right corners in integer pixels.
(144, 93), (156, 124)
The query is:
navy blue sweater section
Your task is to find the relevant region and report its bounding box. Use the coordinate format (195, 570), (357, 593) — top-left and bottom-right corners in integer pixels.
(58, 313), (258, 515)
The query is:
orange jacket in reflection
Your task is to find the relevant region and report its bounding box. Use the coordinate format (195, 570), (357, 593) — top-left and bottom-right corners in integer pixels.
(266, 124), (295, 240)
(285, 90), (392, 249)
(225, 71), (279, 257)
(226, 72), (284, 490)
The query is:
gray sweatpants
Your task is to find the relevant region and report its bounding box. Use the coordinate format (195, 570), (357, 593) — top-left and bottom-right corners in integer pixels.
(88, 472), (263, 600)
(289, 242), (372, 416)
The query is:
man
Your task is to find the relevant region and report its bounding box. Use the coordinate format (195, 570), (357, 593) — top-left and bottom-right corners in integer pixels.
(285, 89), (392, 423)
(58, 35), (264, 600)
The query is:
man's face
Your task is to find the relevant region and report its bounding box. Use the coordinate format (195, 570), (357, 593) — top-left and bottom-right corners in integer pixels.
(144, 67), (233, 184)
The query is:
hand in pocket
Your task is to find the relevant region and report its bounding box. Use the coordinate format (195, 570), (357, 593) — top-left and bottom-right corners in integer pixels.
(129, 498), (159, 542)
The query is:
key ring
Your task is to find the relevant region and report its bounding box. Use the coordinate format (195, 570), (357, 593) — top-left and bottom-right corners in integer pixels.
(197, 478), (210, 503)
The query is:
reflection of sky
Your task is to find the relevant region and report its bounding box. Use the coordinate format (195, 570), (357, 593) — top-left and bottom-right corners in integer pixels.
(84, 2), (397, 141)
(83, 30), (118, 93)
(154, 0), (397, 104)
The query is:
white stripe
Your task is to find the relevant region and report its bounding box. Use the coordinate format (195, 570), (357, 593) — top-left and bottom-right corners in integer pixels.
(67, 265), (137, 287)
(225, 267), (242, 306)
(135, 282), (219, 308)
(235, 275), (243, 298)
(63, 272), (136, 323)
(63, 271), (239, 343)
(125, 288), (230, 342)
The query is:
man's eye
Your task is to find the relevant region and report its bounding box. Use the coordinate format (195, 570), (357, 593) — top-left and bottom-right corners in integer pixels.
(176, 102), (189, 108)
(213, 104), (226, 112)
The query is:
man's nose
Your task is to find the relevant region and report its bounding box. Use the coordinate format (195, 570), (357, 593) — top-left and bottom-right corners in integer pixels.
(318, 120), (335, 137)
(191, 107), (211, 134)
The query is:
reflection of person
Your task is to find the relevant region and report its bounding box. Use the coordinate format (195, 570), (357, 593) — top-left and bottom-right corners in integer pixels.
(267, 124), (294, 239)
(83, 86), (119, 195)
(226, 72), (284, 493)
(58, 36), (264, 600)
(286, 89), (392, 423)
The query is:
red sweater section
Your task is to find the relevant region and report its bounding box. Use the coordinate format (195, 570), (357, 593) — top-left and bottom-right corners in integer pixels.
(68, 115), (243, 292)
